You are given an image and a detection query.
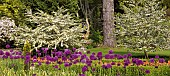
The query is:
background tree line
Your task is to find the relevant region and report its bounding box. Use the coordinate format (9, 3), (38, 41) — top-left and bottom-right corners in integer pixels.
(0, 0), (170, 49)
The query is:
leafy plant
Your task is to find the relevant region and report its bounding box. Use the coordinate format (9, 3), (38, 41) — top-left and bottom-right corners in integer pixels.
(11, 7), (86, 49)
(0, 0), (26, 26)
(0, 17), (16, 48)
(115, 0), (170, 58)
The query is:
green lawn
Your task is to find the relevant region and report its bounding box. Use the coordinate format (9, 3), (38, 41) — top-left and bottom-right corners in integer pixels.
(88, 47), (170, 57)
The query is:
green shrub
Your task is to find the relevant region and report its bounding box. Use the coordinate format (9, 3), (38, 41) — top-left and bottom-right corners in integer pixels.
(115, 0), (170, 52)
(11, 7), (86, 49)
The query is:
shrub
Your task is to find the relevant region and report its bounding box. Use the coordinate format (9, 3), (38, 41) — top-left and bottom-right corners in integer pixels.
(11, 8), (86, 49)
(0, 17), (16, 48)
(115, 0), (170, 52)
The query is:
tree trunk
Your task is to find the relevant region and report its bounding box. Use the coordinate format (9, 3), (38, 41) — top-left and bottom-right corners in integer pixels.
(102, 0), (116, 47)
(144, 50), (149, 59)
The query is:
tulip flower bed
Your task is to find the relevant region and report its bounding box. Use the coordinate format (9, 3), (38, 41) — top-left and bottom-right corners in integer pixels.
(0, 48), (170, 76)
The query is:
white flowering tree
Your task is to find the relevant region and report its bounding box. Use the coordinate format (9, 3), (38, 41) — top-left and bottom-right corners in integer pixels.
(11, 8), (85, 50)
(115, 0), (170, 58)
(0, 17), (16, 46)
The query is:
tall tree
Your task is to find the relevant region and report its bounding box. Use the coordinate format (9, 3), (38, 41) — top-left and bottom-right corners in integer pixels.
(102, 0), (116, 47)
(115, 0), (170, 58)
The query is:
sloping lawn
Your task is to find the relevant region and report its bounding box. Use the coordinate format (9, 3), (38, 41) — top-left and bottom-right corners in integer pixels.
(88, 47), (170, 57)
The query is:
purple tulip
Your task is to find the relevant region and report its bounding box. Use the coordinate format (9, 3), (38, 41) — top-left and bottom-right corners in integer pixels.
(106, 64), (112, 69)
(32, 59), (37, 63)
(123, 54), (128, 58)
(6, 44), (10, 49)
(45, 48), (48, 51)
(81, 59), (86, 63)
(33, 56), (37, 59)
(136, 60), (143, 66)
(78, 52), (82, 55)
(102, 65), (106, 69)
(32, 74), (36, 76)
(10, 55), (14, 59)
(109, 50), (113, 54)
(5, 52), (11, 56)
(54, 65), (58, 68)
(87, 50), (91, 54)
(90, 54), (97, 60)
(145, 70), (150, 74)
(109, 54), (115, 59)
(79, 74), (85, 76)
(71, 54), (78, 59)
(159, 58), (165, 63)
(64, 49), (71, 55)
(18, 51), (22, 55)
(56, 51), (63, 57)
(0, 50), (4, 55)
(127, 53), (132, 57)
(10, 49), (13, 52)
(38, 53), (41, 56)
(24, 60), (30, 64)
(38, 61), (42, 66)
(124, 59), (130, 64)
(92, 52), (95, 55)
(92, 68), (96, 72)
(46, 61), (51, 65)
(117, 63), (121, 66)
(62, 56), (67, 61)
(150, 58), (154, 63)
(43, 50), (47, 54)
(31, 63), (34, 66)
(155, 55), (159, 59)
(132, 58), (138, 64)
(105, 54), (110, 59)
(25, 55), (31, 60)
(72, 48), (76, 51)
(111, 62), (115, 65)
(43, 48), (48, 53)
(53, 49), (57, 52)
(97, 52), (102, 60)
(52, 52), (55, 55)
(64, 62), (70, 67)
(21, 56), (25, 59)
(124, 62), (129, 66)
(82, 66), (88, 72)
(117, 55), (123, 59)
(36, 50), (40, 53)
(41, 48), (45, 51)
(81, 54), (86, 60)
(53, 56), (58, 61)
(87, 63), (91, 66)
(73, 60), (79, 64)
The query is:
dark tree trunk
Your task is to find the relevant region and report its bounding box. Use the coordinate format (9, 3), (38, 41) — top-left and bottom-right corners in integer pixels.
(102, 0), (116, 47)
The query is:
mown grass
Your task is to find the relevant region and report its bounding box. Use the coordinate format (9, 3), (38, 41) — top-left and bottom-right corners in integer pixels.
(88, 47), (170, 57)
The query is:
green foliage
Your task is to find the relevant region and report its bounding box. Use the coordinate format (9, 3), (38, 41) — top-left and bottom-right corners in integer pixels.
(115, 0), (170, 52)
(163, 0), (170, 8)
(0, 59), (170, 76)
(89, 29), (103, 48)
(0, 0), (26, 25)
(23, 40), (31, 55)
(0, 0), (80, 27)
(0, 17), (16, 48)
(22, 0), (79, 16)
(0, 17), (15, 42)
(79, 0), (103, 47)
(11, 7), (85, 49)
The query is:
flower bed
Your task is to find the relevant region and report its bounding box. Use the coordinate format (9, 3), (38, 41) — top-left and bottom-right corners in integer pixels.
(0, 47), (170, 76)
